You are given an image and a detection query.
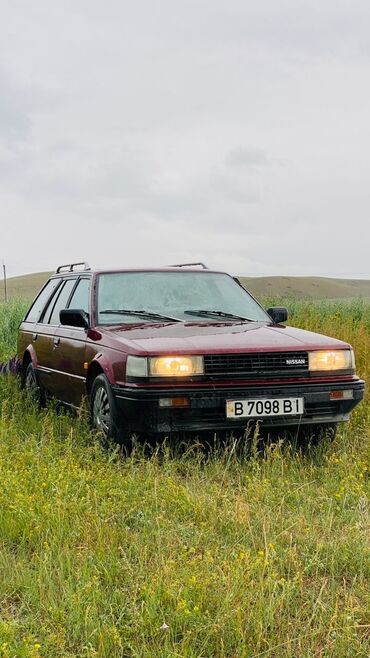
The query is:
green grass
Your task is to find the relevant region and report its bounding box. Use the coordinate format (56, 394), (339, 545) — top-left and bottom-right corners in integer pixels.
(0, 300), (29, 363)
(0, 300), (369, 657)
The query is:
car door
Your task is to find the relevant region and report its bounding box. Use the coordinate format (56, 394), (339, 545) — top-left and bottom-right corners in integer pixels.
(23, 277), (63, 392)
(48, 276), (91, 406)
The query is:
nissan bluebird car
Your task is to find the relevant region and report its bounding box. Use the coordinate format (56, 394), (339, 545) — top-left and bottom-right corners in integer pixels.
(17, 262), (364, 443)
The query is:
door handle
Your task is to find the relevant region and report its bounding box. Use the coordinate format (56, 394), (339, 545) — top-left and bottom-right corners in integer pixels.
(32, 333), (38, 341)
(53, 337), (60, 347)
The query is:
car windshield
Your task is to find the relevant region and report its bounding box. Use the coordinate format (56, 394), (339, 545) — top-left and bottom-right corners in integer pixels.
(96, 271), (270, 325)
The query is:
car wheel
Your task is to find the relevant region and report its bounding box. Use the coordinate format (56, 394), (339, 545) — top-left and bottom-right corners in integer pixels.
(90, 374), (129, 446)
(24, 362), (45, 406)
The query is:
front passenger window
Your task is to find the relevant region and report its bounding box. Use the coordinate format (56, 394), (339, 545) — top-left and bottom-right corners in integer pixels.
(68, 278), (90, 314)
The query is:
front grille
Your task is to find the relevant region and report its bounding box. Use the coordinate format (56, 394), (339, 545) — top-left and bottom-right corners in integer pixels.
(204, 352), (309, 378)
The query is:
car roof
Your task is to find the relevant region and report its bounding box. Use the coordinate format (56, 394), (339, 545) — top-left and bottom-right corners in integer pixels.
(49, 267), (230, 278)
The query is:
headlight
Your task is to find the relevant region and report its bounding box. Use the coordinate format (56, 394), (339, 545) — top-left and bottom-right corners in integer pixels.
(149, 355), (204, 377)
(126, 355), (148, 377)
(309, 349), (355, 372)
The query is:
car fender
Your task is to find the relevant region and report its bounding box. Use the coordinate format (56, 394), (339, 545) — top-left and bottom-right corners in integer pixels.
(23, 344), (39, 369)
(87, 354), (116, 386)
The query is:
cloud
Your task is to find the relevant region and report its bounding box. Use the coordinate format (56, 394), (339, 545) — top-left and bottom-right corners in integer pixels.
(0, 70), (31, 143)
(0, 0), (369, 278)
(225, 147), (268, 168)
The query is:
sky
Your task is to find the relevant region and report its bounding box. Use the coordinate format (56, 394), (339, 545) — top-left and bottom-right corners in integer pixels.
(1, 0), (370, 278)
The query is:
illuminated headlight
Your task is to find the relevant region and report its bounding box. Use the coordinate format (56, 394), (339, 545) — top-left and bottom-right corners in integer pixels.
(149, 355), (204, 377)
(309, 349), (355, 372)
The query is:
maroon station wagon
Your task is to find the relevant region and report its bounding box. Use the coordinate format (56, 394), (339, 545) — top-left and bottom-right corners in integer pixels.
(18, 262), (364, 442)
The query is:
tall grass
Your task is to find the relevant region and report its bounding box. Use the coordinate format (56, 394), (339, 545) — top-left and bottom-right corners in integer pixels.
(0, 299), (369, 657)
(0, 300), (28, 363)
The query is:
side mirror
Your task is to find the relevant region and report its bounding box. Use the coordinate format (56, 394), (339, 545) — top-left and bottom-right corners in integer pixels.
(266, 307), (288, 324)
(60, 309), (89, 329)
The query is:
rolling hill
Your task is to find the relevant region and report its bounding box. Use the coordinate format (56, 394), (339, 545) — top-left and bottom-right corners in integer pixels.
(3, 272), (53, 301)
(2, 271), (370, 301)
(239, 275), (370, 300)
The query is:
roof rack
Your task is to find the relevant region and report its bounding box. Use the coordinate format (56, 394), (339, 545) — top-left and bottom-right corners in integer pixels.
(56, 262), (91, 274)
(169, 262), (209, 269)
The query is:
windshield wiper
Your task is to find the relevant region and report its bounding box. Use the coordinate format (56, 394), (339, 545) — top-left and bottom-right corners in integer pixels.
(100, 309), (181, 322)
(184, 309), (254, 321)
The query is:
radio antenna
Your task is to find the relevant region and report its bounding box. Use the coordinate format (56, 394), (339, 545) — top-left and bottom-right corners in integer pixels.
(2, 261), (7, 302)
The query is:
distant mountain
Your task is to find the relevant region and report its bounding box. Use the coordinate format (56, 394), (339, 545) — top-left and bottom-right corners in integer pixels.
(2, 271), (370, 302)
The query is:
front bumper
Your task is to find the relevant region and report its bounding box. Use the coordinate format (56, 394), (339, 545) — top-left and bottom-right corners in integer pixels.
(111, 379), (365, 434)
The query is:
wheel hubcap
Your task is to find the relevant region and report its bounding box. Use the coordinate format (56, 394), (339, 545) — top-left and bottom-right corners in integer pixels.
(26, 368), (37, 390)
(93, 386), (111, 434)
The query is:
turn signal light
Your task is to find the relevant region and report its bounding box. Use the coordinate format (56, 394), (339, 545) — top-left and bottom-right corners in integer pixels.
(330, 390), (353, 400)
(159, 398), (189, 407)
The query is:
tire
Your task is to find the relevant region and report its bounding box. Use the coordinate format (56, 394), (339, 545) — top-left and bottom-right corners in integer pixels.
(89, 374), (129, 446)
(24, 362), (45, 407)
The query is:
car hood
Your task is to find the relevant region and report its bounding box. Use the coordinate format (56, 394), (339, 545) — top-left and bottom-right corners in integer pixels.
(99, 321), (349, 355)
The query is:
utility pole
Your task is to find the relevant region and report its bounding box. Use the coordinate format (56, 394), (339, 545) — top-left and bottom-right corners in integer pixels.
(2, 262), (7, 302)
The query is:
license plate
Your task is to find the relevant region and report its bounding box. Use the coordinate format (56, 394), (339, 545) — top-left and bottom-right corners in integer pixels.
(226, 397), (304, 419)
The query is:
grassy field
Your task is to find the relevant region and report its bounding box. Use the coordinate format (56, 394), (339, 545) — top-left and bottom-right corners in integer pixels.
(3, 271), (370, 301)
(240, 277), (370, 300)
(0, 299), (369, 657)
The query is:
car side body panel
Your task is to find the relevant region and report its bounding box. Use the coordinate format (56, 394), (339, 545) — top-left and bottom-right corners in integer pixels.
(48, 326), (88, 404)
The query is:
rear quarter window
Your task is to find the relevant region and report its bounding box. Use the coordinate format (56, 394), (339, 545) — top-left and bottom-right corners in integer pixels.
(24, 278), (62, 323)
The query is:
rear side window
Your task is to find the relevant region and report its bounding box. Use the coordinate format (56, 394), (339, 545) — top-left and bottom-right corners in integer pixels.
(25, 278), (62, 323)
(45, 279), (77, 325)
(68, 278), (90, 314)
